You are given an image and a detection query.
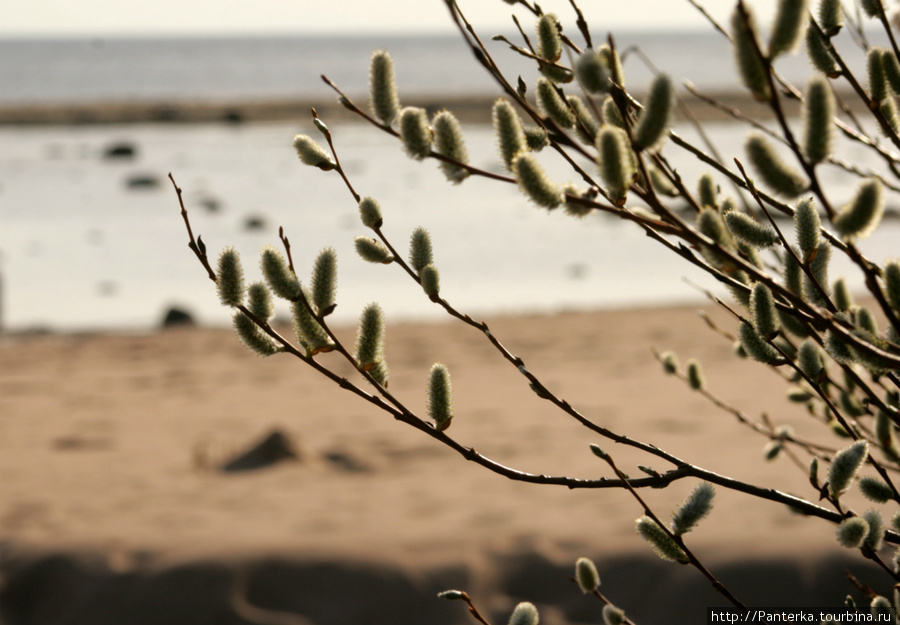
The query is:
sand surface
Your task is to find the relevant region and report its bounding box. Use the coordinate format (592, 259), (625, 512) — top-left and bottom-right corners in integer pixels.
(0, 305), (888, 623)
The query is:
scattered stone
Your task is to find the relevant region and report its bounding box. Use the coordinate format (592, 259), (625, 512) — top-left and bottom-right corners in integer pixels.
(125, 174), (160, 190)
(222, 109), (244, 125)
(160, 307), (195, 328)
(220, 429), (299, 473)
(321, 448), (371, 473)
(243, 215), (266, 231)
(197, 196), (221, 213)
(102, 142), (136, 160)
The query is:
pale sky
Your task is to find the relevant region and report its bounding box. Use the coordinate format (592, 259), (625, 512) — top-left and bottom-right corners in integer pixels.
(0, 0), (780, 37)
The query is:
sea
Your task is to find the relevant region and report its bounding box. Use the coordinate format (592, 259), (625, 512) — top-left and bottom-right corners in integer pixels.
(1, 29), (898, 332)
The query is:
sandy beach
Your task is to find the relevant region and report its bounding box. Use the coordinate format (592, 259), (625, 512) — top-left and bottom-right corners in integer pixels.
(0, 304), (889, 624)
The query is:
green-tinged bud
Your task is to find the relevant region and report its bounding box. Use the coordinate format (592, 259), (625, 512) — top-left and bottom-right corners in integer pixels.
(596, 125), (636, 205)
(869, 47), (888, 104)
(369, 359), (390, 386)
(398, 107), (433, 160)
(247, 282), (273, 322)
(829, 418), (851, 437)
(751, 282), (781, 339)
(575, 48), (611, 94)
(369, 50), (400, 125)
(860, 0), (883, 19)
(635, 515), (689, 563)
(671, 482), (715, 536)
(428, 363), (454, 432)
(833, 278), (853, 311)
(292, 134), (335, 170)
(601, 96), (625, 129)
(312, 116), (329, 137)
(409, 227), (433, 273)
(739, 320), (781, 363)
(633, 74), (673, 152)
(728, 271), (752, 308)
(233, 310), (280, 357)
(806, 22), (839, 76)
(686, 359), (705, 390)
(732, 4), (770, 100)
(783, 250), (804, 296)
(437, 590), (466, 601)
(260, 245), (300, 300)
(536, 13), (562, 62)
(698, 173), (718, 209)
(810, 457), (819, 484)
(864, 509), (885, 550)
(819, 0), (843, 35)
(432, 111), (470, 183)
(877, 409), (900, 461)
(513, 152), (563, 209)
(524, 126), (549, 151)
(567, 95), (600, 144)
(562, 184), (594, 218)
(599, 45), (625, 88)
(872, 596), (892, 612)
(884, 261), (900, 311)
(834, 178), (884, 239)
(660, 350), (679, 374)
(794, 197), (821, 261)
(779, 308), (809, 337)
(725, 210), (780, 248)
(878, 95), (900, 135)
(648, 166), (677, 196)
(602, 605), (626, 625)
(769, 0), (809, 58)
(860, 476), (894, 502)
(355, 302), (385, 371)
(589, 443), (609, 459)
(536, 77), (575, 128)
(354, 236), (394, 264)
(840, 390), (865, 417)
(848, 329), (900, 373)
(857, 306), (879, 335)
(539, 61), (574, 84)
(575, 557), (600, 593)
(745, 133), (808, 198)
(882, 49), (900, 93)
(311, 247), (338, 316)
(787, 386), (814, 402)
(697, 207), (736, 257)
(802, 75), (834, 164)
(803, 242), (831, 304)
(420, 263), (441, 300)
(508, 602), (539, 625)
(359, 196), (383, 229)
(216, 247), (245, 307)
(763, 441), (783, 460)
(290, 291), (334, 354)
(492, 98), (528, 170)
(798, 338), (824, 379)
(829, 439), (869, 498)
(824, 328), (855, 365)
(837, 516), (870, 548)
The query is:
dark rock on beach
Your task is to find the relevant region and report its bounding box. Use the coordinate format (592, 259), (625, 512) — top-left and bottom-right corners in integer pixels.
(160, 306), (195, 328)
(102, 142), (137, 160)
(220, 429), (299, 473)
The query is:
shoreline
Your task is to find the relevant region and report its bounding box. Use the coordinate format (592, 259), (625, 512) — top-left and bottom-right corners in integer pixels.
(0, 89), (829, 126)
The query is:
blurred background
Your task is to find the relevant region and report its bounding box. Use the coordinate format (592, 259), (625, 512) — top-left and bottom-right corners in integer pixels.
(0, 0), (896, 332)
